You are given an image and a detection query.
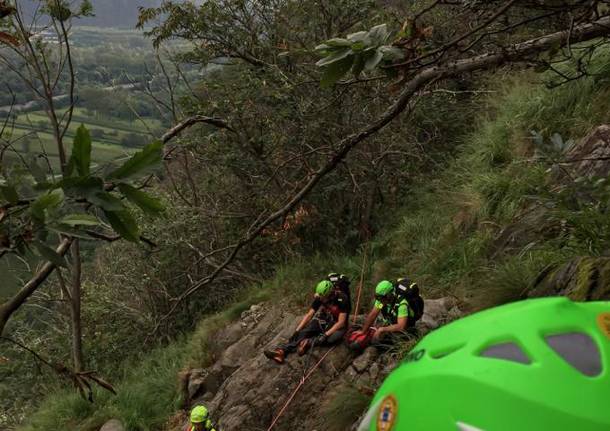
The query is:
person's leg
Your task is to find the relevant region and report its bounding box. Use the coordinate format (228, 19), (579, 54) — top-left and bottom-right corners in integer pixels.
(324, 328), (347, 346)
(278, 318), (323, 354)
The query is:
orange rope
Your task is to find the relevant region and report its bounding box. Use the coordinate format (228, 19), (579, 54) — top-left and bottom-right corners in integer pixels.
(352, 242), (369, 325)
(266, 346), (336, 431)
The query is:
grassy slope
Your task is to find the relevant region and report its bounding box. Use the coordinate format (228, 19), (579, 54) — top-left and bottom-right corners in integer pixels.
(19, 58), (610, 430)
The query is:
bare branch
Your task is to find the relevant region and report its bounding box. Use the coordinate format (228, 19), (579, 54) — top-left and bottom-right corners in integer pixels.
(161, 115), (236, 145)
(0, 237), (73, 336)
(152, 14), (610, 331)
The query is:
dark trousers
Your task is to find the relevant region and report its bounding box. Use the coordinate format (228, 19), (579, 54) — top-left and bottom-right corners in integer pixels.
(278, 317), (346, 355)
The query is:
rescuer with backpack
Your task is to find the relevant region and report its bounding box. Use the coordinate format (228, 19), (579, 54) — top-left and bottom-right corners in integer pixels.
(349, 277), (424, 351)
(264, 273), (351, 364)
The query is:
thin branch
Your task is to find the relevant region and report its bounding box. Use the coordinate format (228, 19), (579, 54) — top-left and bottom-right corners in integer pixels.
(0, 237), (73, 336)
(151, 14), (610, 332)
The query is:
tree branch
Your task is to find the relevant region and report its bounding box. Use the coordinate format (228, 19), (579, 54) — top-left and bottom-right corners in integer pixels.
(152, 14), (610, 330)
(0, 237), (73, 336)
(161, 114), (236, 145)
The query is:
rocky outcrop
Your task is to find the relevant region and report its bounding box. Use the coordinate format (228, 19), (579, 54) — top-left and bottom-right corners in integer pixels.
(180, 298), (461, 431)
(99, 419), (125, 431)
(562, 125), (610, 179)
(527, 256), (610, 300)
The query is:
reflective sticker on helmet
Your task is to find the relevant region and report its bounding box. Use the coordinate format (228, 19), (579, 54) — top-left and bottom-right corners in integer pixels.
(376, 395), (398, 431)
(597, 312), (610, 339)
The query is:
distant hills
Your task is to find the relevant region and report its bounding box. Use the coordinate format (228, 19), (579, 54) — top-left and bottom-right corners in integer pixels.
(18, 0), (164, 28)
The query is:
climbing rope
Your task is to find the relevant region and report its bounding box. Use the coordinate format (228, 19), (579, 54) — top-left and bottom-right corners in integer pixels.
(266, 346), (337, 431)
(352, 241), (370, 325)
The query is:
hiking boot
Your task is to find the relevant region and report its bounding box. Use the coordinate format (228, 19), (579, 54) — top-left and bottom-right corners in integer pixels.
(264, 348), (285, 364)
(297, 339), (311, 356)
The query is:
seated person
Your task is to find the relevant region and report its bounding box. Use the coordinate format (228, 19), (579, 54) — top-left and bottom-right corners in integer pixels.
(350, 278), (423, 350)
(264, 278), (350, 364)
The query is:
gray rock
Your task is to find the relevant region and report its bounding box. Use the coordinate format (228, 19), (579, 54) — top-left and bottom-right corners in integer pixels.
(344, 365), (359, 381)
(352, 347), (378, 373)
(447, 306), (463, 320)
(187, 369), (209, 399)
(180, 296), (460, 430)
(100, 419), (124, 431)
(369, 362), (380, 382)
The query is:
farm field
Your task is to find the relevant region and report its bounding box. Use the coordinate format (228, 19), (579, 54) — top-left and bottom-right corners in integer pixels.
(3, 108), (162, 169)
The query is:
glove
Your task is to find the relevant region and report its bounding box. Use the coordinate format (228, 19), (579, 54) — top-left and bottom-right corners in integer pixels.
(314, 334), (327, 345)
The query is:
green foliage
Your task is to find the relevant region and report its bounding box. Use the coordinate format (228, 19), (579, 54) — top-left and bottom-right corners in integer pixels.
(103, 210), (140, 242)
(107, 141), (163, 181)
(117, 184), (164, 216)
(0, 133), (164, 256)
(373, 50), (610, 308)
(321, 384), (371, 431)
(545, 175), (610, 255)
(19, 342), (187, 431)
(315, 24), (404, 87)
(45, 0), (72, 22)
(68, 125), (92, 177)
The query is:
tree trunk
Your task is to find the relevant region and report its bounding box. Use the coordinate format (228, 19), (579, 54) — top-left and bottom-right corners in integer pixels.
(70, 239), (83, 372)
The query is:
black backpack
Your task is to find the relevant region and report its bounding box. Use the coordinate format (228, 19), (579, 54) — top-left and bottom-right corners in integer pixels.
(395, 278), (424, 325)
(328, 273), (351, 300)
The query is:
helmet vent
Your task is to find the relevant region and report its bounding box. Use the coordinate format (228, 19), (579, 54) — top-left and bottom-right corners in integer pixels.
(545, 332), (602, 377)
(479, 342), (531, 364)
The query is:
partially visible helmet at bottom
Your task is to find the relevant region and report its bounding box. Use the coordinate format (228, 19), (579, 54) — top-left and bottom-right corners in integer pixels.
(358, 297), (610, 431)
(190, 405), (209, 423)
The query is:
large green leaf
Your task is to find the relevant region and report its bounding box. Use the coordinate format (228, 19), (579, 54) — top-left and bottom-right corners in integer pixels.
(31, 189), (64, 221)
(0, 185), (19, 205)
(88, 191), (126, 212)
(324, 37), (352, 47)
(60, 176), (104, 198)
(379, 46), (405, 61)
(352, 54), (366, 77)
(60, 214), (100, 227)
(107, 141), (163, 180)
(316, 48), (352, 67)
(367, 24), (389, 46)
(103, 209), (140, 242)
(118, 184), (164, 216)
(364, 49), (384, 71)
(48, 223), (93, 239)
(32, 240), (67, 268)
(70, 125), (92, 177)
(320, 55), (354, 88)
(347, 31), (368, 43)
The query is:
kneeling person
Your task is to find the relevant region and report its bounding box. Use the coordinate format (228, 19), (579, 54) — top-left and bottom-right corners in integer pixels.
(351, 278), (422, 349)
(264, 279), (350, 364)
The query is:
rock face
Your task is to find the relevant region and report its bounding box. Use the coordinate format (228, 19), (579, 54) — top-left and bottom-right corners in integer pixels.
(99, 419), (124, 431)
(180, 298), (461, 431)
(523, 125), (610, 302)
(563, 125), (610, 179)
(527, 257), (610, 300)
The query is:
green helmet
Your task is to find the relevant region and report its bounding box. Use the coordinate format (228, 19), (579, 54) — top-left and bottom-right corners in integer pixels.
(375, 280), (394, 297)
(190, 405), (209, 423)
(316, 280), (333, 296)
(358, 297), (610, 431)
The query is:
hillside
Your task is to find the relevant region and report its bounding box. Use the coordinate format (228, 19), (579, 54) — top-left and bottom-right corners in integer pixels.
(2, 2), (610, 431)
(16, 63), (610, 429)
